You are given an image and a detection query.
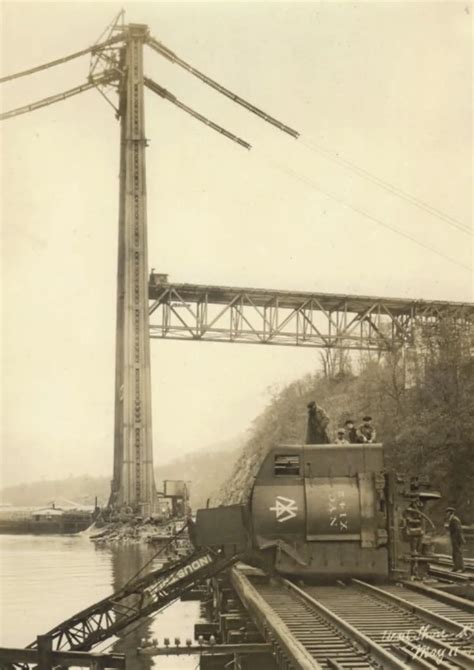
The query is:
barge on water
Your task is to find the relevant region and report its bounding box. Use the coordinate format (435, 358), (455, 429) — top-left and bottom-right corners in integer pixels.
(0, 505), (93, 534)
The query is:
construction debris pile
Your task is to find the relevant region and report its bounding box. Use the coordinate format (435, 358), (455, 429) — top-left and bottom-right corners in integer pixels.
(89, 516), (190, 553)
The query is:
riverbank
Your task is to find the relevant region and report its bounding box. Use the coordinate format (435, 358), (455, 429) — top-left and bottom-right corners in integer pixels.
(89, 517), (192, 555)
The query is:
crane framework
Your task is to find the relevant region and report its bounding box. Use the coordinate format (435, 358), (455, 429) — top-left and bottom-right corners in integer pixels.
(1, 18), (472, 513)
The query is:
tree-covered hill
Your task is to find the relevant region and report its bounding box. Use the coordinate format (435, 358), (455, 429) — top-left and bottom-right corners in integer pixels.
(215, 334), (474, 525)
(3, 330), (471, 525)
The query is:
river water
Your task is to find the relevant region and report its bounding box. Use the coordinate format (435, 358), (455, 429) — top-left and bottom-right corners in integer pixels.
(2, 533), (473, 669)
(0, 534), (200, 669)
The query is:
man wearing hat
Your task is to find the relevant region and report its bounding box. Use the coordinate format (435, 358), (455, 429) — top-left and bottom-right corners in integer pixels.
(445, 507), (465, 572)
(305, 401), (330, 444)
(344, 419), (358, 444)
(334, 428), (349, 445)
(357, 416), (376, 443)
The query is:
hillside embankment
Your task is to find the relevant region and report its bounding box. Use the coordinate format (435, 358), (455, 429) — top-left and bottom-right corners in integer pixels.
(213, 347), (474, 525)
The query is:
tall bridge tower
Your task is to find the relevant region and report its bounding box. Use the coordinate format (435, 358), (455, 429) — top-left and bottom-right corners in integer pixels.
(0, 15), (299, 513)
(111, 24), (155, 514)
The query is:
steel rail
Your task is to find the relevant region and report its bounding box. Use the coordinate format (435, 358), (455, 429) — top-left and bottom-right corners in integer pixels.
(352, 580), (474, 636)
(0, 34), (124, 83)
(391, 641), (444, 670)
(146, 36), (299, 139)
(433, 555), (474, 569)
(293, 580), (474, 668)
(402, 581), (474, 616)
(374, 583), (474, 631)
(428, 567), (474, 584)
(0, 73), (118, 121)
(284, 580), (410, 670)
(231, 569), (323, 670)
(418, 634), (474, 669)
(430, 560), (474, 577)
(394, 639), (473, 670)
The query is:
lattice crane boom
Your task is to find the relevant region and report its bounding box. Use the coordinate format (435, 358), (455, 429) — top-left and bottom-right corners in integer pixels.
(0, 34), (125, 84)
(144, 77), (251, 149)
(147, 35), (300, 138)
(22, 547), (239, 653)
(0, 72), (119, 121)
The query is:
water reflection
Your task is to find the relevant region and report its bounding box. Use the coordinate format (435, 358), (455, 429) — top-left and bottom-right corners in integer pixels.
(0, 535), (199, 669)
(105, 543), (154, 670)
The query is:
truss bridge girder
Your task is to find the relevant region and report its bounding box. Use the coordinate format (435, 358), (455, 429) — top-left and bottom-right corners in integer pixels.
(148, 277), (474, 352)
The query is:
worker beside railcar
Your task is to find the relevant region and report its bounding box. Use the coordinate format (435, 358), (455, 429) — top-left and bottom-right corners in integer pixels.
(445, 506), (465, 572)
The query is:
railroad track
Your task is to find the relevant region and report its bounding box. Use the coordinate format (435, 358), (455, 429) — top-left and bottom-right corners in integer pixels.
(429, 554), (474, 584)
(231, 567), (474, 669)
(428, 566), (474, 584)
(429, 556), (474, 583)
(433, 555), (474, 570)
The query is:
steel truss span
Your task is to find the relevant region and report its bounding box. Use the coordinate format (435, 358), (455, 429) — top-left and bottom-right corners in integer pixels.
(148, 276), (474, 352)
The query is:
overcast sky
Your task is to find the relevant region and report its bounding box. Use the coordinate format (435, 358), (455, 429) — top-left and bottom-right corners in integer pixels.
(1, 1), (472, 488)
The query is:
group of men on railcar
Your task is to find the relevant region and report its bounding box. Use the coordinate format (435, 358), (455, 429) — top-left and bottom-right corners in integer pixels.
(306, 401), (468, 575)
(305, 401), (376, 445)
(334, 416), (376, 444)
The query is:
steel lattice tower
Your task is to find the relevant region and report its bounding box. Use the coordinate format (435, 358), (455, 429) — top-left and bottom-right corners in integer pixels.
(111, 25), (155, 513)
(0, 15), (300, 513)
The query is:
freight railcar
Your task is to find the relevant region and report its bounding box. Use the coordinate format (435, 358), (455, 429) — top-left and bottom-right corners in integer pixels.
(194, 442), (415, 581)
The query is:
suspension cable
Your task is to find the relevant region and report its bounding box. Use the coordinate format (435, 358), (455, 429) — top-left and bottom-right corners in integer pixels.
(258, 154), (471, 272)
(0, 73), (118, 120)
(147, 35), (299, 139)
(0, 34), (125, 84)
(144, 77), (251, 150)
(300, 137), (471, 236)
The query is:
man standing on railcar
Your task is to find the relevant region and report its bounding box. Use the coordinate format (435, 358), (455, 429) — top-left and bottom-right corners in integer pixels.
(334, 429), (349, 445)
(357, 416), (377, 443)
(445, 507), (465, 572)
(305, 401), (330, 444)
(344, 419), (358, 443)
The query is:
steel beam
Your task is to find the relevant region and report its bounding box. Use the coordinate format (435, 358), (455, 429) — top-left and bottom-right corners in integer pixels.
(0, 645), (125, 668)
(148, 276), (474, 352)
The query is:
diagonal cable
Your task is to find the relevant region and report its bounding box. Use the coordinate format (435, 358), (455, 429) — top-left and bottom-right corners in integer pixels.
(261, 156), (471, 272)
(300, 137), (471, 236)
(147, 35), (299, 139)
